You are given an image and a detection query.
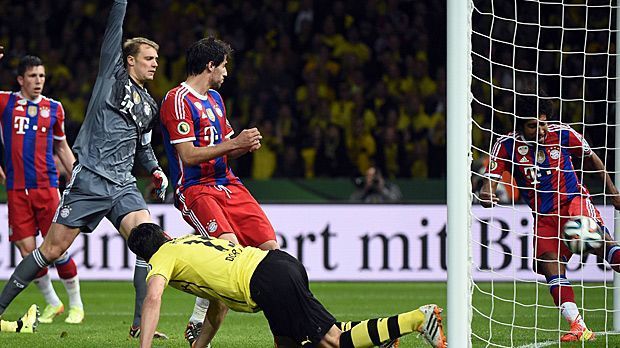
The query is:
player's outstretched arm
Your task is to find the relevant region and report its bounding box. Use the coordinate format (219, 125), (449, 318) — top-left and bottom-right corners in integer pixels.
(140, 275), (166, 348)
(194, 299), (228, 348)
(98, 0), (127, 78)
(584, 152), (620, 210)
(479, 178), (499, 208)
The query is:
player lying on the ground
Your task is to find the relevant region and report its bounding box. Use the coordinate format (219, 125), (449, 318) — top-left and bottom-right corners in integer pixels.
(0, 304), (39, 334)
(127, 223), (447, 348)
(480, 92), (620, 342)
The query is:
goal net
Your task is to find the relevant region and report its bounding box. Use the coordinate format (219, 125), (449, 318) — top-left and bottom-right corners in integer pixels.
(468, 0), (620, 346)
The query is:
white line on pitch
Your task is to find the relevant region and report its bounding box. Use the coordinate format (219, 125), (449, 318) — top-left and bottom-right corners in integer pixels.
(515, 341), (555, 348)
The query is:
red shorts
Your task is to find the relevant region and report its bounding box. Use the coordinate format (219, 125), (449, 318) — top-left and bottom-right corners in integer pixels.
(8, 188), (60, 242)
(177, 183), (276, 247)
(534, 196), (603, 260)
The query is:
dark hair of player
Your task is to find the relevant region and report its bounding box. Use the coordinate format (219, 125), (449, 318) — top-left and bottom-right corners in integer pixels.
(514, 91), (554, 131)
(127, 223), (169, 262)
(186, 37), (234, 76)
(17, 55), (43, 76)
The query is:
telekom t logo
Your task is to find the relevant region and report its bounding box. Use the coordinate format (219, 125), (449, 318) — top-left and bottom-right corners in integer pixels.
(524, 166), (540, 184)
(203, 126), (220, 146)
(14, 116), (29, 134)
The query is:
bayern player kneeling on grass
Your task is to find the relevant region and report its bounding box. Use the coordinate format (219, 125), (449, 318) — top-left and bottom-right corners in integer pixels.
(127, 223), (447, 348)
(480, 92), (620, 342)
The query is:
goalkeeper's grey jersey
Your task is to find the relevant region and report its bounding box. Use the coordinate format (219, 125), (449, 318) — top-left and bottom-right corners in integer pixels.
(72, 0), (159, 185)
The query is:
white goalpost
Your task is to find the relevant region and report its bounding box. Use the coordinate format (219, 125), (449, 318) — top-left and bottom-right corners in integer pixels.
(450, 0), (620, 346)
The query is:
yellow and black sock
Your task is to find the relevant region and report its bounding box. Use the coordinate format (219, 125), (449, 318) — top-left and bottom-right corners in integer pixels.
(336, 321), (361, 331)
(339, 309), (424, 348)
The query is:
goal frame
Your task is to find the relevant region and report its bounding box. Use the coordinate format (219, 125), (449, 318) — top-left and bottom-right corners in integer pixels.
(447, 0), (473, 345)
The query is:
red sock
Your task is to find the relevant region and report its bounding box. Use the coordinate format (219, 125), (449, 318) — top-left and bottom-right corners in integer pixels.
(35, 266), (48, 279)
(547, 275), (574, 306)
(55, 257), (78, 279)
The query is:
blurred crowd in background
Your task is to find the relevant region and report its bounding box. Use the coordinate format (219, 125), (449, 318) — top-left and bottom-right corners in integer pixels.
(470, 0), (617, 203)
(0, 0), (447, 181)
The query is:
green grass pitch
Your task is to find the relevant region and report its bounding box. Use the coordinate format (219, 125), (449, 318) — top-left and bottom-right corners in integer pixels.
(0, 281), (442, 347)
(2, 281), (618, 347)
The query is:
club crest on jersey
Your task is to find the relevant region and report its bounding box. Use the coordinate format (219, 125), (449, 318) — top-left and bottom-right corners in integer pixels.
(206, 108), (216, 122)
(178, 122), (191, 135)
(536, 150), (546, 163)
(40, 107), (50, 118)
(27, 105), (37, 117)
(550, 148), (560, 159)
(59, 205), (72, 219)
(214, 106), (223, 117)
(489, 160), (497, 171)
(133, 91), (141, 104)
(518, 146), (528, 155)
(207, 219), (218, 233)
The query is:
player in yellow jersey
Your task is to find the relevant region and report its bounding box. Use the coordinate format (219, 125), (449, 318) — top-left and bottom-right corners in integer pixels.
(127, 223), (447, 348)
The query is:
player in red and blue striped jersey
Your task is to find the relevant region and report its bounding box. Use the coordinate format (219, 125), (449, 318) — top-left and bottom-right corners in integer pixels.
(480, 93), (620, 342)
(0, 53), (84, 324)
(160, 37), (279, 345)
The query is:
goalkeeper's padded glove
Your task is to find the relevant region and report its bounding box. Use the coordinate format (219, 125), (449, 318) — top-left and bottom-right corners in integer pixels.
(152, 167), (168, 202)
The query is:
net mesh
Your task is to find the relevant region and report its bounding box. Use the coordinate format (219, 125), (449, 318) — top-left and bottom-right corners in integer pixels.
(470, 0), (620, 345)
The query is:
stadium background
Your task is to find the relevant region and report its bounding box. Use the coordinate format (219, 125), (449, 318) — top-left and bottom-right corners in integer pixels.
(0, 0), (447, 204)
(0, 1), (450, 347)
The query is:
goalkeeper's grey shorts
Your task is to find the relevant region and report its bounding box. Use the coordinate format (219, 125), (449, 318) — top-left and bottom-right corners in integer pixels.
(53, 163), (148, 232)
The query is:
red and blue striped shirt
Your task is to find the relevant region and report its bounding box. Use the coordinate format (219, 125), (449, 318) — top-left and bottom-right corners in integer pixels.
(487, 124), (592, 214)
(0, 91), (66, 190)
(160, 83), (240, 193)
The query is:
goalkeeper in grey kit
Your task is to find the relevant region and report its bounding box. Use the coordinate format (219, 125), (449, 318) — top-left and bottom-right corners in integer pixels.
(0, 0), (169, 339)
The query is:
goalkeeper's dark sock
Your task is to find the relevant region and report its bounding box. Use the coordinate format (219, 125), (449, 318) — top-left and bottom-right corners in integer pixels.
(339, 309), (424, 348)
(132, 257), (149, 327)
(0, 249), (49, 315)
(606, 245), (620, 272)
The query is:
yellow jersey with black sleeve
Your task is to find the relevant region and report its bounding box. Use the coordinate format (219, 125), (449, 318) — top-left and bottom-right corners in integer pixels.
(146, 234), (268, 313)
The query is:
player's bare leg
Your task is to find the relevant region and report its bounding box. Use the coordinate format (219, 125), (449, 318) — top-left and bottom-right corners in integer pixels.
(120, 210), (168, 340)
(537, 253), (593, 342)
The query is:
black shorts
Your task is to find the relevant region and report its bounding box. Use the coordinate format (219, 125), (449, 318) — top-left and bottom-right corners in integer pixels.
(250, 250), (336, 347)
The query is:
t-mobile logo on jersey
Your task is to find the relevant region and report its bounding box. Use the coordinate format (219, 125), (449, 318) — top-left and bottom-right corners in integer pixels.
(203, 126), (221, 146)
(524, 166), (540, 184)
(13, 116), (29, 135)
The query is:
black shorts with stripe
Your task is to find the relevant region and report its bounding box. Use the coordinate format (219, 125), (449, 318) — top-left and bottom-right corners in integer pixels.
(250, 250), (336, 347)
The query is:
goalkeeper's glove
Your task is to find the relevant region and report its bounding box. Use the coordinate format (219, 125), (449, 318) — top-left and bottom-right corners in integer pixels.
(152, 167), (168, 202)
